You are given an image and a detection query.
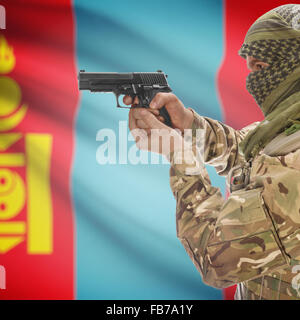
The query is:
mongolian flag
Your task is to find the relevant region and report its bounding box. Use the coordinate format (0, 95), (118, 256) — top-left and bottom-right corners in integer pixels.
(0, 0), (293, 300)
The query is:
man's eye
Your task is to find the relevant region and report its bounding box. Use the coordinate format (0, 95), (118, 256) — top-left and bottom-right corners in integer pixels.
(257, 63), (269, 70)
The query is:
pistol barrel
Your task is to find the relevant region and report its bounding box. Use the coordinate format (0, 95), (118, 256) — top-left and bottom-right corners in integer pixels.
(78, 70), (133, 90)
(78, 70), (169, 91)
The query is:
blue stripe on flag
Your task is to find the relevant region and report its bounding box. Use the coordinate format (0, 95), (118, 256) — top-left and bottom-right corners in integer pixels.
(73, 0), (224, 299)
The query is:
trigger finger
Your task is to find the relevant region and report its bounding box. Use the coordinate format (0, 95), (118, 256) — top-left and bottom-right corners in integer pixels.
(123, 96), (133, 105)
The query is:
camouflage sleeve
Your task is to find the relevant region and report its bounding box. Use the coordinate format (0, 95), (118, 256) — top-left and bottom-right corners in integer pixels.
(169, 144), (299, 289)
(189, 108), (260, 176)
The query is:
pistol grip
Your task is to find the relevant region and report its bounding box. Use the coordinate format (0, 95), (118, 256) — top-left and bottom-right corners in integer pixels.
(159, 106), (172, 127)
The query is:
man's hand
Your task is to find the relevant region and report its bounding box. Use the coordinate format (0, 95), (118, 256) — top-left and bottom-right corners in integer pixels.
(128, 106), (184, 158)
(123, 93), (194, 132)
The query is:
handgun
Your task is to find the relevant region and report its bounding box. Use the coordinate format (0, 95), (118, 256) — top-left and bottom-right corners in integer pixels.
(78, 70), (173, 127)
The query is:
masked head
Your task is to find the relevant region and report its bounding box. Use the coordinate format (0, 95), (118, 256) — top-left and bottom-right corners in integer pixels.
(238, 4), (300, 117)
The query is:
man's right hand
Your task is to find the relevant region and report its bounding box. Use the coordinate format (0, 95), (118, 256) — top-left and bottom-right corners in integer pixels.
(123, 92), (194, 133)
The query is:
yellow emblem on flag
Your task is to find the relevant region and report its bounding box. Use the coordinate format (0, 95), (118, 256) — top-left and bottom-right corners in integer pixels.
(0, 35), (15, 74)
(0, 34), (53, 254)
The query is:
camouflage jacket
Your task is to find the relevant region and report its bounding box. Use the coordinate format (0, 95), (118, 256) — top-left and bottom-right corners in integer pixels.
(169, 109), (300, 300)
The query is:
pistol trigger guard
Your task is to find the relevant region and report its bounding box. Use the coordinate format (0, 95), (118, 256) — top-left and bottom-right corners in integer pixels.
(113, 92), (121, 108)
(113, 91), (130, 109)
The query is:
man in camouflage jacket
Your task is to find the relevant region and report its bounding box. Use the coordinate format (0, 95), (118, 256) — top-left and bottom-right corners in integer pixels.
(124, 4), (300, 300)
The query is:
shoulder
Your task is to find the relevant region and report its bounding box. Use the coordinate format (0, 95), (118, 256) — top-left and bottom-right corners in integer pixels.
(238, 121), (261, 138)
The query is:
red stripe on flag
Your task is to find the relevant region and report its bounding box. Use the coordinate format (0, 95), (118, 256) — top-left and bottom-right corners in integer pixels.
(218, 0), (293, 300)
(0, 0), (78, 299)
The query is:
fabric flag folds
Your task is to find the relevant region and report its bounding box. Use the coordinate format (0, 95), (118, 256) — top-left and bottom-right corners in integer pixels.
(0, 0), (77, 299)
(0, 0), (293, 300)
